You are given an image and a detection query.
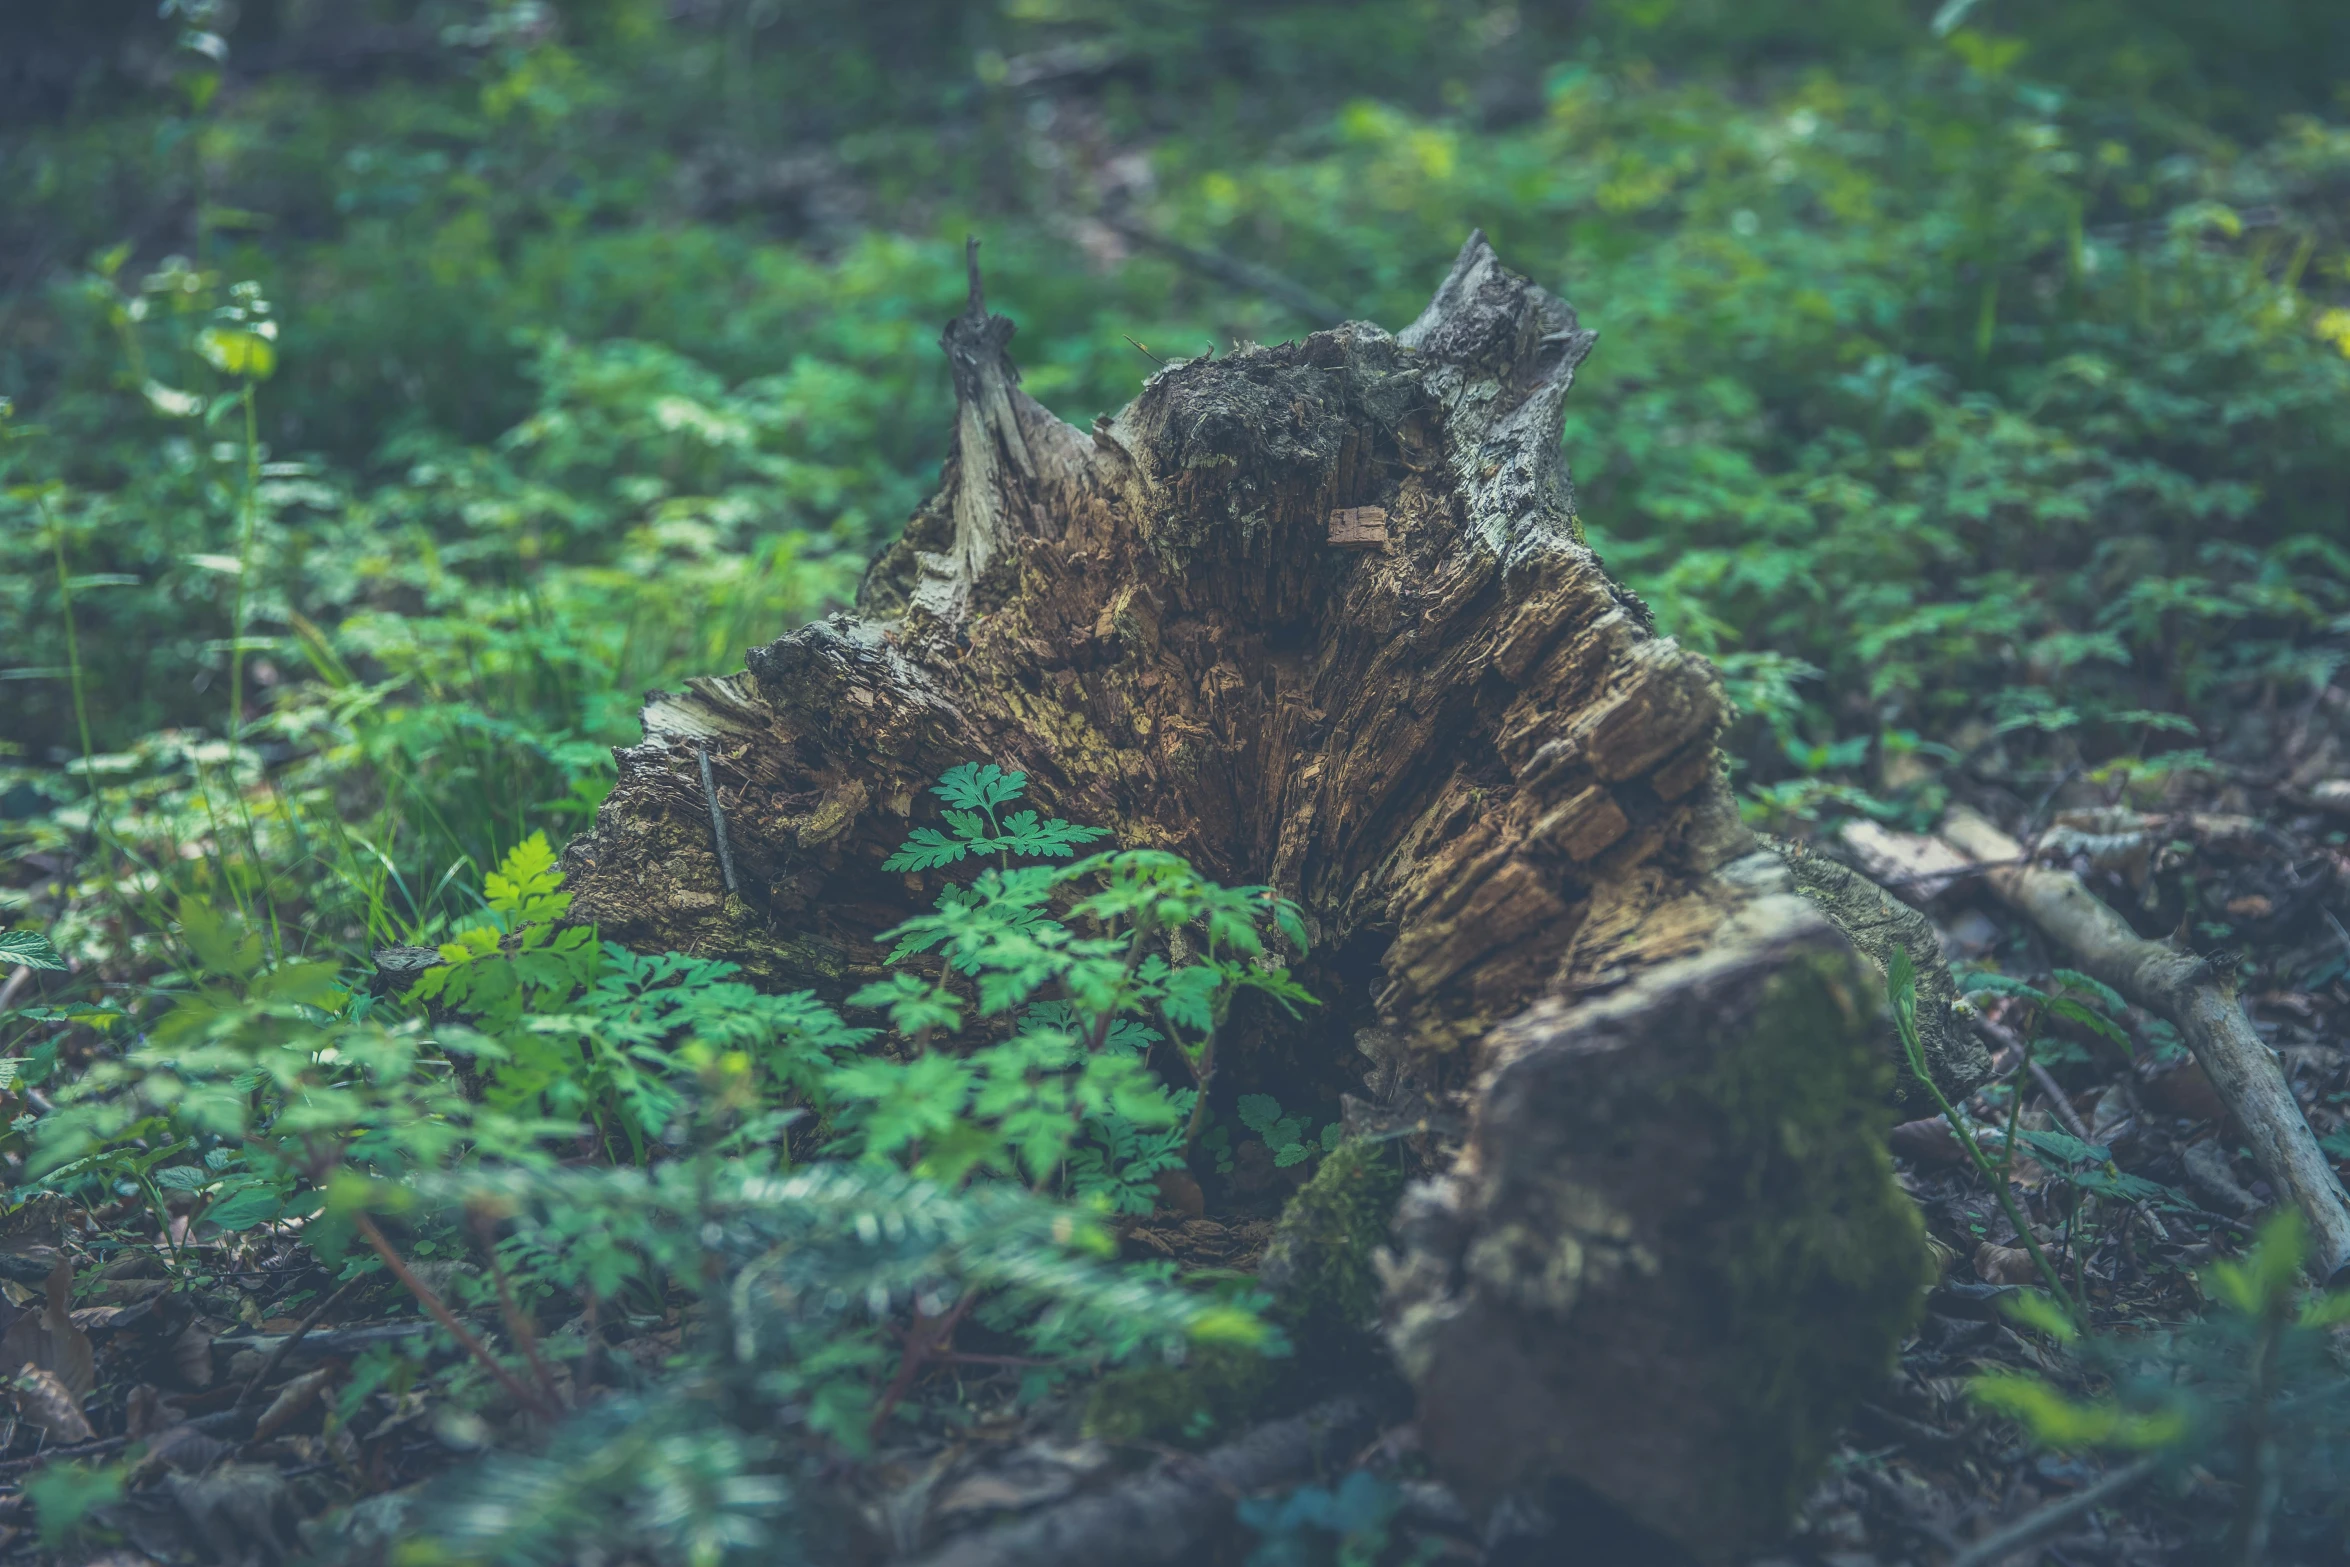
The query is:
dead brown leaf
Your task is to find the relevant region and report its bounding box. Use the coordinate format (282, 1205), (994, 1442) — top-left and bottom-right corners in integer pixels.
(136, 1422), (231, 1477)
(2137, 1054), (2229, 1123)
(12, 1363), (95, 1443)
(251, 1365), (335, 1443)
(170, 1319), (215, 1390)
(124, 1383), (183, 1440)
(1888, 1116), (1966, 1167)
(1151, 1168), (1205, 1216)
(1972, 1241), (2038, 1287)
(0, 1254), (94, 1400)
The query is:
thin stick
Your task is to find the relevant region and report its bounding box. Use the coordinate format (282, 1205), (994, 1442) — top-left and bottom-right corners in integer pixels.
(0, 1434), (128, 1476)
(869, 1291), (977, 1439)
(580, 1287), (602, 1398)
(2030, 1057), (2092, 1143)
(1947, 1453), (2162, 1567)
(696, 745), (739, 894)
(1942, 806), (2350, 1280)
(234, 1277), (358, 1411)
(1894, 957), (2084, 1323)
(352, 1212), (552, 1418)
(478, 1220), (563, 1409)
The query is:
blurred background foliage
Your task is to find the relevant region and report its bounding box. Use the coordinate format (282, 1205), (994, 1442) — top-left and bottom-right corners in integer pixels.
(4, 0), (2349, 956)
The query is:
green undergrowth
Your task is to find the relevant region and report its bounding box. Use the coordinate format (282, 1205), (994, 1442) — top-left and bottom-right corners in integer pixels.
(5, 0), (2350, 1558)
(1973, 1215), (2350, 1559)
(8, 2), (2350, 954)
(7, 765), (1345, 1560)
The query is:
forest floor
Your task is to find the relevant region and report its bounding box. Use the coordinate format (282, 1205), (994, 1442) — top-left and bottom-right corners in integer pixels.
(4, 702), (2347, 1567)
(6, 2), (2350, 1562)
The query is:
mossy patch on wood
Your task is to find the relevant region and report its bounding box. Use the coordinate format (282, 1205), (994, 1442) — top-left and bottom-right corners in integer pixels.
(1669, 947), (1932, 1533)
(1259, 1137), (1409, 1346)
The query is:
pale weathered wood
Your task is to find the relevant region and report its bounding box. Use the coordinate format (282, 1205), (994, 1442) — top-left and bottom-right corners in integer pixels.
(1938, 806), (2350, 1280)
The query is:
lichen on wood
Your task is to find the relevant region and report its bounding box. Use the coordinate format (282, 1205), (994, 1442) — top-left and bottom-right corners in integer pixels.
(562, 232), (1937, 1559)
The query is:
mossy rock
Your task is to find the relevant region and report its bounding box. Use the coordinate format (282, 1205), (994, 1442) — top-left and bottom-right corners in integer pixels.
(1258, 1136), (1409, 1345)
(1384, 873), (1933, 1562)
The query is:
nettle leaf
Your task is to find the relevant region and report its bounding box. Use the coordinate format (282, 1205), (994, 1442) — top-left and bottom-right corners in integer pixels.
(935, 763), (1028, 813)
(1958, 969), (2051, 1005)
(1236, 1094), (1283, 1136)
(1101, 1017), (1162, 1056)
(2046, 996), (2130, 1049)
(151, 1164), (212, 1193)
(485, 832), (571, 924)
(2074, 1168), (2185, 1207)
(1159, 964), (1222, 1036)
(825, 1053), (978, 1162)
(0, 929), (68, 973)
(2018, 1128), (2111, 1167)
(1269, 898), (1309, 956)
(2049, 968), (2127, 1018)
(202, 1183), (286, 1231)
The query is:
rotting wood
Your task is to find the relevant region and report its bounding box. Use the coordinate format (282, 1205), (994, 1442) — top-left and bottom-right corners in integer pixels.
(562, 232), (1958, 1561)
(1936, 806), (2350, 1281)
(1327, 506), (1389, 547)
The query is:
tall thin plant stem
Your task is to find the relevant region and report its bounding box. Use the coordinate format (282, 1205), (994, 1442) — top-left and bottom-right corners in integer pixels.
(1889, 952), (2085, 1325)
(228, 383), (261, 752)
(39, 491), (101, 825)
(38, 486), (162, 938)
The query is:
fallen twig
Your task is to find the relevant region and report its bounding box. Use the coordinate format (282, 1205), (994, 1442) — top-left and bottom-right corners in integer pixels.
(211, 1322), (433, 1361)
(0, 1434), (126, 1476)
(233, 1277), (359, 1411)
(353, 1212), (555, 1419)
(908, 1394), (1386, 1567)
(2028, 1058), (2092, 1144)
(477, 1212), (564, 1410)
(1939, 807), (2350, 1280)
(1946, 1453), (2163, 1567)
(869, 1292), (977, 1440)
(696, 744), (739, 895)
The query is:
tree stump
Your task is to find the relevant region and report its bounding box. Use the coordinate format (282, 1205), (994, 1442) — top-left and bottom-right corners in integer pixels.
(561, 234), (1971, 1562)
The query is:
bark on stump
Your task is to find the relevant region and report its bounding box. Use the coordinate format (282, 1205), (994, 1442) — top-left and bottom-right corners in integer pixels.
(561, 235), (1954, 1563)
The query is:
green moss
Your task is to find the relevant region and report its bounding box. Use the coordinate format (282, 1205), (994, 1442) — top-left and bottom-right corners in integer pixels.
(1259, 1137), (1409, 1343)
(1678, 949), (1931, 1531)
(1082, 1340), (1278, 1448)
(1082, 1140), (1406, 1449)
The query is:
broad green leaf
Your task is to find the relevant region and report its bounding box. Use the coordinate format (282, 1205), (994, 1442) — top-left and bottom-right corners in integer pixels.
(0, 929), (67, 973)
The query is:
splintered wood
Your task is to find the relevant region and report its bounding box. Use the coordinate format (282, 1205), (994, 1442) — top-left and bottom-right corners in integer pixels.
(566, 234), (1940, 1562)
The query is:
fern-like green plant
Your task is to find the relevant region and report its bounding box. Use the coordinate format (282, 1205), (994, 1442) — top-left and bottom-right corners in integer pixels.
(846, 765), (1314, 1192)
